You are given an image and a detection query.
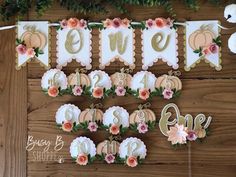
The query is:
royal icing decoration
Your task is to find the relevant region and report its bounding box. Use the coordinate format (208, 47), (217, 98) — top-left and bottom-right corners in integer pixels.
(129, 103), (156, 134)
(88, 70), (112, 98)
(102, 106), (129, 135)
(119, 137), (147, 167)
(55, 104), (81, 132)
(56, 18), (92, 69)
(159, 103), (212, 146)
(41, 69), (68, 97)
(70, 137), (96, 165)
(99, 18), (135, 69)
(78, 103), (103, 132)
(96, 138), (120, 164)
(185, 21), (221, 71)
(16, 21), (49, 69)
(142, 18), (178, 70)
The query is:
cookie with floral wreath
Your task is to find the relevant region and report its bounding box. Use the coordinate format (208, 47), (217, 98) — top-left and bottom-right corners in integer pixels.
(67, 68), (91, 96)
(41, 69), (68, 97)
(110, 68), (133, 97)
(96, 136), (120, 164)
(159, 103), (212, 148)
(55, 104), (81, 132)
(70, 137), (96, 165)
(119, 137), (147, 167)
(77, 103), (103, 132)
(129, 103), (156, 134)
(101, 106), (129, 135)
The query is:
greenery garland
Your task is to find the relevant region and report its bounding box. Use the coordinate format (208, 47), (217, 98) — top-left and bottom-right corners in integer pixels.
(0, 0), (223, 21)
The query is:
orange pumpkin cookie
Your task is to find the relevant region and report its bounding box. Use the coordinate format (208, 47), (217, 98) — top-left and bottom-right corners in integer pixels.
(155, 74), (182, 90)
(97, 140), (120, 155)
(79, 108), (103, 123)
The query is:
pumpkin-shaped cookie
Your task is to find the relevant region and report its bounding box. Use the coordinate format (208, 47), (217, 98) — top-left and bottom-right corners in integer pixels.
(129, 109), (156, 124)
(97, 140), (120, 155)
(21, 26), (47, 50)
(155, 74), (182, 90)
(79, 108), (103, 123)
(67, 73), (91, 86)
(188, 25), (215, 50)
(110, 72), (132, 87)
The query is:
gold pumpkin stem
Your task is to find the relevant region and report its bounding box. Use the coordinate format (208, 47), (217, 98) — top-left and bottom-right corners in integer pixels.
(138, 102), (151, 110)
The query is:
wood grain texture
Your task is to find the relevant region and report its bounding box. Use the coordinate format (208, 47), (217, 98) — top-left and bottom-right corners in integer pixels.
(0, 19), (27, 177)
(0, 1), (236, 177)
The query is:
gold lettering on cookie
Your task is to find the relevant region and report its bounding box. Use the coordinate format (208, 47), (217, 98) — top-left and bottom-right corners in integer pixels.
(65, 29), (83, 54)
(151, 32), (170, 52)
(109, 31), (128, 55)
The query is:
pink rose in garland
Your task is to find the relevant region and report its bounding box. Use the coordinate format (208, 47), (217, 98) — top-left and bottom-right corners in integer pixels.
(103, 19), (112, 28)
(167, 124), (188, 145)
(137, 122), (148, 134)
(92, 87), (104, 98)
(67, 18), (80, 28)
(203, 47), (211, 56)
(187, 130), (198, 141)
(109, 124), (120, 135)
(155, 18), (167, 28)
(122, 18), (130, 28)
(162, 88), (173, 100)
(112, 18), (122, 28)
(88, 122), (98, 132)
(60, 19), (68, 29)
(126, 156), (138, 167)
(115, 86), (126, 96)
(76, 154), (88, 165)
(62, 121), (73, 132)
(105, 153), (115, 164)
(79, 19), (87, 28)
(209, 44), (218, 54)
(72, 86), (83, 96)
(26, 48), (35, 58)
(166, 17), (174, 28)
(139, 88), (150, 100)
(146, 19), (154, 28)
(48, 86), (59, 97)
(16, 44), (27, 55)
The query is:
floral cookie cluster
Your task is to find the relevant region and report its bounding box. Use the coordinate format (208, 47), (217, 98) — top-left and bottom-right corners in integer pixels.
(41, 69), (182, 100)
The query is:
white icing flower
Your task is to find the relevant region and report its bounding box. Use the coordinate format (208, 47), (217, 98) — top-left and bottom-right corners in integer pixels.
(228, 32), (236, 53)
(224, 4), (236, 23)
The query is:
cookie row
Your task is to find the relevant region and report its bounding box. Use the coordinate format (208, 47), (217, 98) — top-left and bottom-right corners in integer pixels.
(41, 69), (182, 100)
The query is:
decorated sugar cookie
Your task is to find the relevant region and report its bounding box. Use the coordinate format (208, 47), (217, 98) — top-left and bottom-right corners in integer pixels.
(78, 103), (103, 132)
(96, 137), (120, 164)
(70, 137), (96, 165)
(56, 18), (92, 69)
(155, 70), (182, 100)
(16, 21), (50, 69)
(67, 68), (91, 96)
(110, 68), (132, 97)
(130, 71), (156, 100)
(41, 69), (68, 97)
(99, 18), (135, 69)
(102, 106), (129, 135)
(129, 103), (156, 134)
(185, 21), (221, 71)
(88, 70), (112, 99)
(142, 18), (178, 70)
(159, 103), (212, 146)
(55, 104), (81, 132)
(119, 137), (147, 167)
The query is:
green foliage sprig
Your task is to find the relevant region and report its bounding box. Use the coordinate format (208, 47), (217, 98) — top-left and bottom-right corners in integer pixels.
(0, 0), (224, 21)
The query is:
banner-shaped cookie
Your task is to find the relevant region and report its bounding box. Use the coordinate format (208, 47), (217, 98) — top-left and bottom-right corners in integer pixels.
(142, 18), (178, 70)
(99, 18), (135, 69)
(185, 20), (221, 71)
(56, 18), (92, 69)
(16, 21), (49, 69)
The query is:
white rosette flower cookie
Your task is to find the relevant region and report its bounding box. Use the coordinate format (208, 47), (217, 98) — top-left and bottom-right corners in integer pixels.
(119, 137), (147, 167)
(70, 137), (96, 165)
(41, 69), (68, 97)
(96, 140), (120, 164)
(88, 70), (112, 99)
(102, 106), (129, 135)
(55, 104), (81, 132)
(130, 71), (156, 100)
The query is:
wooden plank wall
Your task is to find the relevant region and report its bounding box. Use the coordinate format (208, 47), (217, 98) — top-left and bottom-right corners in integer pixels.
(1, 1), (236, 177)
